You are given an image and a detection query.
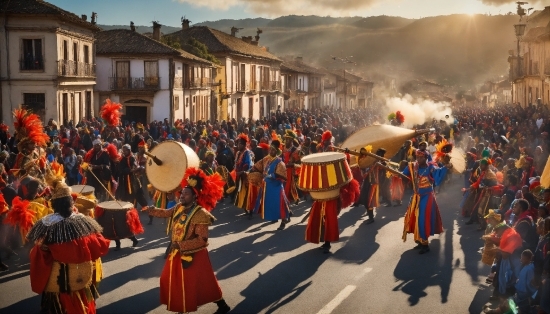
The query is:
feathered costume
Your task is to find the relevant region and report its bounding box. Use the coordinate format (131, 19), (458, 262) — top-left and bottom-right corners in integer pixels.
(27, 170), (110, 314)
(148, 167), (226, 313)
(11, 108), (49, 178)
(99, 99), (122, 128)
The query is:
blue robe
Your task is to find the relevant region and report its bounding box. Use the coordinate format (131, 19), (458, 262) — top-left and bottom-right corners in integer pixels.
(253, 156), (290, 221)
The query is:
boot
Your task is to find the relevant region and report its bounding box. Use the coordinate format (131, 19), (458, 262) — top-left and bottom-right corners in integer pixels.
(277, 220), (286, 230)
(365, 209), (374, 224)
(413, 241), (423, 249)
(131, 236), (139, 247)
(320, 241), (331, 254)
(419, 244), (430, 254)
(114, 239), (121, 251)
(148, 215), (153, 225)
(214, 299), (231, 314)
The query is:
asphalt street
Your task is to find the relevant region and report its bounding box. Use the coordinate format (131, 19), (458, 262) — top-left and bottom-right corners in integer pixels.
(0, 175), (495, 314)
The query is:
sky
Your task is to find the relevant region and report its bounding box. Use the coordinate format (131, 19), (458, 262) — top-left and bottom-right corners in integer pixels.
(48, 0), (540, 27)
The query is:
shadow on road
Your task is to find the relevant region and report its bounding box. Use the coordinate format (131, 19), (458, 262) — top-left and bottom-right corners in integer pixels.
(99, 286), (161, 314)
(232, 248), (329, 313)
(0, 294), (40, 314)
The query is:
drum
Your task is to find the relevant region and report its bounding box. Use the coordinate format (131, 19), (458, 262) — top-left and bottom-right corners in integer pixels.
(45, 260), (93, 293)
(298, 152), (352, 200)
(71, 185), (95, 196)
(146, 141), (200, 193)
(248, 172), (263, 187)
(216, 166), (236, 194)
(95, 201), (142, 240)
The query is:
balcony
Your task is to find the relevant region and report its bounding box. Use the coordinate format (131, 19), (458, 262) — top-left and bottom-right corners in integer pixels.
(57, 60), (95, 77)
(190, 77), (213, 89)
(20, 55), (44, 71)
(108, 77), (160, 90)
(270, 80), (281, 91)
(174, 77), (183, 88)
(236, 80), (249, 92)
(347, 86), (357, 95)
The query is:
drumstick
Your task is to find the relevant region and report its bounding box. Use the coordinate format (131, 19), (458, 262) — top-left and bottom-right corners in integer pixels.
(85, 168), (123, 207)
(143, 152), (163, 166)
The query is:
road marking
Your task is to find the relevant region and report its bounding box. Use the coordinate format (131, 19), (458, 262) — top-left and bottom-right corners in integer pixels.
(317, 285), (357, 314)
(355, 267), (373, 280)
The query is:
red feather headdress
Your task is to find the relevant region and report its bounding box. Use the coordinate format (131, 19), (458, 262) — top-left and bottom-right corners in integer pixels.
(105, 143), (121, 161)
(321, 130), (332, 142)
(236, 133), (249, 144)
(181, 167), (225, 212)
(99, 99), (123, 127)
(13, 108), (49, 147)
(395, 111), (405, 124)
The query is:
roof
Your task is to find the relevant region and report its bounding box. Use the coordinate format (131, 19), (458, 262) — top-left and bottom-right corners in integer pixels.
(0, 0), (100, 31)
(523, 26), (548, 42)
(164, 26), (280, 62)
(328, 69), (362, 82)
(96, 29), (212, 64)
(281, 60), (325, 75)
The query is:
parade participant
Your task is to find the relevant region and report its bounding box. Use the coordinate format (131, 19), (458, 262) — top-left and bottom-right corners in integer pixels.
(147, 167), (229, 314)
(116, 144), (148, 220)
(317, 130), (334, 152)
(282, 130), (301, 204)
(215, 140), (234, 172)
(26, 172), (110, 314)
(300, 137), (312, 157)
(233, 134), (253, 211)
(10, 108), (49, 179)
(358, 147), (387, 224)
(402, 149), (450, 254)
(251, 140), (290, 230)
(417, 141), (433, 162)
(83, 139), (111, 202)
(389, 160), (408, 206)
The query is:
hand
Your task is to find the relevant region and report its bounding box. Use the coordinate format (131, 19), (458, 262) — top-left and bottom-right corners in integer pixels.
(344, 148), (350, 154)
(446, 163), (453, 169)
(170, 242), (180, 251)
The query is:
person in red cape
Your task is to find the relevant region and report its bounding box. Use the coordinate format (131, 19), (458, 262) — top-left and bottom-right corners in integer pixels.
(317, 130), (334, 152)
(305, 162), (360, 254)
(26, 171), (110, 314)
(147, 167), (229, 314)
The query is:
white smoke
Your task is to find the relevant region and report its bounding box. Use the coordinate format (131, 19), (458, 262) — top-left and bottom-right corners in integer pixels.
(384, 94), (453, 128)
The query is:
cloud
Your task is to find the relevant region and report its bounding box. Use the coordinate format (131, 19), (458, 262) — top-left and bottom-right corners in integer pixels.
(177, 0), (379, 16)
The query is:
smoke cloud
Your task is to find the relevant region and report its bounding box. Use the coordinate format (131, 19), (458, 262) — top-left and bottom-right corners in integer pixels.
(177, 0), (379, 16)
(384, 95), (453, 128)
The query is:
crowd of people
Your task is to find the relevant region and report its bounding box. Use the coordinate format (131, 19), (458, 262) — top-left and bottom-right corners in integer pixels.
(0, 99), (549, 313)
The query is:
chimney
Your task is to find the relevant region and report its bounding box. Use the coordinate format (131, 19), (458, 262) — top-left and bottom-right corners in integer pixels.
(81, 14), (87, 21)
(152, 21), (161, 41)
(181, 17), (190, 30)
(255, 28), (262, 42)
(231, 26), (241, 37)
(130, 21), (135, 32)
(91, 12), (97, 25)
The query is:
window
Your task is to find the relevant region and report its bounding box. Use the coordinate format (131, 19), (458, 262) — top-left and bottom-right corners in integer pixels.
(73, 42), (78, 61)
(86, 91), (92, 119)
(144, 61), (159, 86)
(174, 96), (180, 110)
(83, 45), (90, 64)
(62, 93), (69, 125)
(23, 93), (45, 120)
(21, 39), (43, 70)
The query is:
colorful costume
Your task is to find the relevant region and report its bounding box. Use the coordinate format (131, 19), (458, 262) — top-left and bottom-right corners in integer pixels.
(148, 167), (229, 313)
(26, 171), (110, 314)
(401, 158), (448, 247)
(233, 136), (253, 211)
(252, 153), (290, 222)
(282, 130), (301, 203)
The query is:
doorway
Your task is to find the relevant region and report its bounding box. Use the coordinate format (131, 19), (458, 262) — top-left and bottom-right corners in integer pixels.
(124, 106), (147, 124)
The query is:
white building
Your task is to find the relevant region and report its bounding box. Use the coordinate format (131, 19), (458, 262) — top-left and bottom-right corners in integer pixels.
(0, 0), (100, 127)
(95, 24), (215, 124)
(164, 24), (283, 120)
(281, 57), (325, 110)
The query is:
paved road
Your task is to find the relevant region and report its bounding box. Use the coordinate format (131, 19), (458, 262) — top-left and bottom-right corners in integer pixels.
(0, 176), (494, 314)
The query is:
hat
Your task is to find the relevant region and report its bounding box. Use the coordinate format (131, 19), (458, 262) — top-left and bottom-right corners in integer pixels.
(138, 139), (148, 148)
(92, 139), (102, 146)
(484, 209), (501, 221)
(258, 143), (270, 150)
(13, 108), (50, 152)
(46, 169), (72, 200)
(321, 130), (332, 142)
(415, 149), (430, 157)
(271, 140), (282, 155)
(236, 133), (249, 144)
(181, 167), (225, 211)
(284, 129), (299, 145)
(205, 150), (215, 157)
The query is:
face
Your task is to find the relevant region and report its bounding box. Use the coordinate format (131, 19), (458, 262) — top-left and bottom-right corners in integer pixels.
(237, 141), (245, 151)
(512, 201), (521, 215)
(419, 143), (427, 150)
(285, 138), (292, 146)
(93, 143), (101, 152)
(122, 147), (131, 156)
(480, 163), (488, 171)
(205, 154), (214, 163)
(179, 188), (196, 206)
(416, 154), (426, 165)
(269, 146), (278, 157)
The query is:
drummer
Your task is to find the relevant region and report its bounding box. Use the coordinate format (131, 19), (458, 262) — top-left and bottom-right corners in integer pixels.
(282, 130), (301, 205)
(84, 139), (111, 202)
(117, 144), (149, 224)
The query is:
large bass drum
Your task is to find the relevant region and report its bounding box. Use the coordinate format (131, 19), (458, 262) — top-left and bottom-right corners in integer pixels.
(145, 141), (200, 193)
(298, 152), (352, 200)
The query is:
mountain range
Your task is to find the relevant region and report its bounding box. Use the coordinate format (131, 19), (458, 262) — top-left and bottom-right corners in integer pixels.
(99, 10), (550, 89)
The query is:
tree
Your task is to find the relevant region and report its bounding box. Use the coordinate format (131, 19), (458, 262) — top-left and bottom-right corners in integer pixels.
(182, 38), (220, 64)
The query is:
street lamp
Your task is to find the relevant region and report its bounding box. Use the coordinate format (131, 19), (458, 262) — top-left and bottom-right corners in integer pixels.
(514, 23), (526, 79)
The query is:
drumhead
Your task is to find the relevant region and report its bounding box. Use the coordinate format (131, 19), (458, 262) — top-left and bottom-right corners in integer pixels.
(301, 152), (345, 164)
(97, 200), (133, 210)
(70, 185), (95, 195)
(146, 141), (200, 193)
